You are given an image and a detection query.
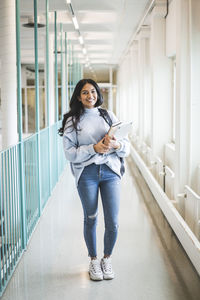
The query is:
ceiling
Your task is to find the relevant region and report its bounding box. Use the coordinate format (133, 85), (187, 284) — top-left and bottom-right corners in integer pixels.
(20, 0), (150, 82)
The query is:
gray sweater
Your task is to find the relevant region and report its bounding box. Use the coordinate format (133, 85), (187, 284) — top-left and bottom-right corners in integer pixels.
(63, 107), (130, 185)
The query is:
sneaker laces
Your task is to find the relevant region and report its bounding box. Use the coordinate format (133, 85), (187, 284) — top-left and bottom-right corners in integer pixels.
(102, 258), (112, 273)
(90, 260), (102, 274)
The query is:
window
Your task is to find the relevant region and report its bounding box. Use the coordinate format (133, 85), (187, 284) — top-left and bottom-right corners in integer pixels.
(172, 59), (176, 143)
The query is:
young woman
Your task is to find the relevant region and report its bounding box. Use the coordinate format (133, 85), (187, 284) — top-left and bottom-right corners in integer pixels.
(59, 79), (130, 281)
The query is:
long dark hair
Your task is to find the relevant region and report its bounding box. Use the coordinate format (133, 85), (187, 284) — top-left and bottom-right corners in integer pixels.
(58, 79), (103, 136)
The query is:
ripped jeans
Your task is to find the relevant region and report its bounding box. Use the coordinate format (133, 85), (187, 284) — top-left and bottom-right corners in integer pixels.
(77, 163), (121, 258)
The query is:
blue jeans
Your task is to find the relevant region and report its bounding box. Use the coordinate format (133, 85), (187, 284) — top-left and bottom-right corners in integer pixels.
(77, 163), (121, 257)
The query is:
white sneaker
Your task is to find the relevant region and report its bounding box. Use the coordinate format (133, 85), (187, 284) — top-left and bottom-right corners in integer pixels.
(89, 259), (103, 281)
(100, 257), (115, 280)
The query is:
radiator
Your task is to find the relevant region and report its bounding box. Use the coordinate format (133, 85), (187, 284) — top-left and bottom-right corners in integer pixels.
(146, 146), (157, 176)
(185, 185), (200, 240)
(140, 142), (147, 164)
(155, 156), (164, 189)
(165, 166), (175, 202)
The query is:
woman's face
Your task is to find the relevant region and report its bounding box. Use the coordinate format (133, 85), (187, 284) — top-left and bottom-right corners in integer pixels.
(79, 83), (98, 109)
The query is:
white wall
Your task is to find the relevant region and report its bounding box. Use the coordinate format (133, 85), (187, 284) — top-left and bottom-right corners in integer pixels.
(166, 0), (176, 57)
(117, 0), (200, 245)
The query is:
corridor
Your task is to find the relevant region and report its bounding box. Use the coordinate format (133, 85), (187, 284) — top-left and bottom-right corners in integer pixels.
(2, 161), (200, 300)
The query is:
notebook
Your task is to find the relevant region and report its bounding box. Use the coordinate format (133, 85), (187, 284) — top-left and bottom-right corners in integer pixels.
(108, 121), (133, 140)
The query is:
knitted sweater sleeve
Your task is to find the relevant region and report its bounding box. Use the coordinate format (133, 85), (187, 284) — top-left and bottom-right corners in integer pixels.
(63, 122), (96, 163)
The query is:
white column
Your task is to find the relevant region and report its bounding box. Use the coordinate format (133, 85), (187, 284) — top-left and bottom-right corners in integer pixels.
(0, 0), (18, 148)
(130, 41), (139, 134)
(174, 0), (190, 215)
(188, 0), (200, 193)
(120, 58), (128, 121)
(108, 66), (113, 111)
(150, 0), (172, 160)
(116, 66), (120, 117)
(49, 34), (55, 125)
(126, 49), (132, 122)
(138, 26), (151, 145)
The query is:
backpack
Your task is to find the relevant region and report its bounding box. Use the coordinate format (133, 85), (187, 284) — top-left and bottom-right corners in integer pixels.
(98, 108), (125, 176)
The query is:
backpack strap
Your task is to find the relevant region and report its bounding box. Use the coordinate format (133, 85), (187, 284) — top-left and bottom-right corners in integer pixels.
(98, 108), (113, 127)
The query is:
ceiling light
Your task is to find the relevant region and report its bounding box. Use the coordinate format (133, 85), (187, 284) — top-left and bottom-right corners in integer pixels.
(72, 16), (79, 30)
(82, 48), (87, 55)
(66, 0), (71, 4)
(78, 36), (84, 45)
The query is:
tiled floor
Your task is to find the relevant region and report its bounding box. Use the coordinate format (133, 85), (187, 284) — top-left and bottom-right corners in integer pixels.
(2, 160), (200, 300)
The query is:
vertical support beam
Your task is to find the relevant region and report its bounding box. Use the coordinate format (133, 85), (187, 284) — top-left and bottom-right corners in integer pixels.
(150, 0), (172, 159)
(138, 27), (151, 145)
(130, 42), (139, 134)
(116, 66), (121, 118)
(175, 0), (190, 215)
(65, 32), (69, 111)
(16, 0), (27, 249)
(34, 0), (41, 216)
(108, 66), (113, 111)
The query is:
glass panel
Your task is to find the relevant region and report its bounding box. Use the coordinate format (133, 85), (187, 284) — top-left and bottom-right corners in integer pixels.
(27, 88), (36, 133)
(20, 0), (35, 136)
(38, 1), (46, 130)
(20, 1), (47, 133)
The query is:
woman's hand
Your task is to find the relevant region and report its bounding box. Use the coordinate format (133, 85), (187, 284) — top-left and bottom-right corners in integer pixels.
(93, 137), (110, 153)
(103, 134), (121, 150)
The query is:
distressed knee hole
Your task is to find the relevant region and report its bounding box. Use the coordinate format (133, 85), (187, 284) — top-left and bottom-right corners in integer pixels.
(88, 211), (98, 219)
